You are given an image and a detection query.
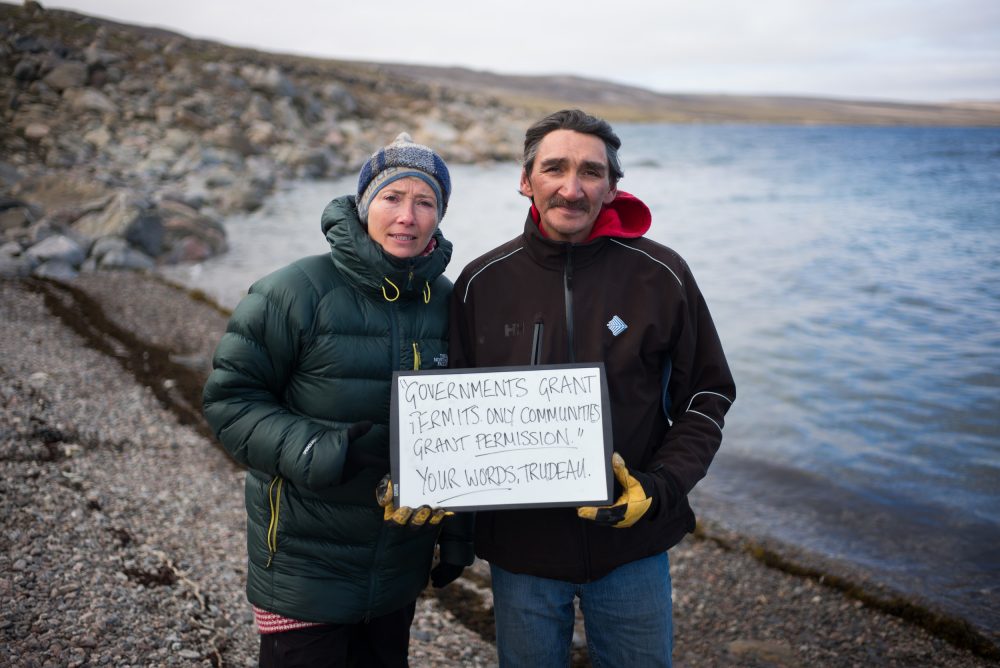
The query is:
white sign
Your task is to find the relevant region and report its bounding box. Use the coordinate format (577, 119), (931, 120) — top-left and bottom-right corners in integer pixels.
(390, 363), (613, 511)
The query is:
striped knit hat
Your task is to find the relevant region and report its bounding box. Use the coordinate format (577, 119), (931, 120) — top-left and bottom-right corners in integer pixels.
(356, 132), (451, 223)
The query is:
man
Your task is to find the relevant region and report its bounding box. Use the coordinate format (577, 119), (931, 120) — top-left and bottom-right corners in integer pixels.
(449, 109), (735, 667)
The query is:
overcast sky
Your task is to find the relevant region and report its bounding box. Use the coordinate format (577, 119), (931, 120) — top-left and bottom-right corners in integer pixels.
(46, 0), (1000, 103)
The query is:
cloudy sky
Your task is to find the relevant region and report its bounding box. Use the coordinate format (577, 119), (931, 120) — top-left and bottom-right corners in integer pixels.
(48, 0), (1000, 103)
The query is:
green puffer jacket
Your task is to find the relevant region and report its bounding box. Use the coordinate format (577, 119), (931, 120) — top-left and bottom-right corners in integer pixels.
(203, 195), (472, 623)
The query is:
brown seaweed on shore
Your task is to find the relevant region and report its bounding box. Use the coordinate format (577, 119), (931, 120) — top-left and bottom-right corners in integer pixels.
(23, 276), (223, 447)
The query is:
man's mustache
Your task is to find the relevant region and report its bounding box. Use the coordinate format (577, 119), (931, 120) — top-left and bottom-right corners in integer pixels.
(547, 195), (590, 212)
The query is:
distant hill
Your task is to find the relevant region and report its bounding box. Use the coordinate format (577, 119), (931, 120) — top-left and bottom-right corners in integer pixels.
(371, 63), (1000, 127)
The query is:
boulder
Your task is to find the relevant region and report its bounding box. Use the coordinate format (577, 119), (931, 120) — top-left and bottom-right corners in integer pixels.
(72, 192), (163, 256)
(239, 65), (296, 98)
(161, 208), (228, 263)
(42, 60), (88, 91)
(32, 258), (78, 281)
(98, 245), (155, 271)
(0, 201), (39, 237)
(25, 233), (86, 266)
(88, 235), (128, 261)
(65, 88), (118, 115)
(13, 57), (41, 82)
(0, 241), (35, 278)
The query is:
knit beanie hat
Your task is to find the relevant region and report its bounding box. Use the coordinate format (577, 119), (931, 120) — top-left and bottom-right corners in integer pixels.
(356, 132), (451, 223)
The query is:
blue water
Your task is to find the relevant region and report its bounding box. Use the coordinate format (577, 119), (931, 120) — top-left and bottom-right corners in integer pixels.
(164, 124), (1000, 640)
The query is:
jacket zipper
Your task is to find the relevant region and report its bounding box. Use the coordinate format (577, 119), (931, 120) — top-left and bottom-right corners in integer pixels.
(564, 244), (576, 363)
(389, 303), (400, 370)
(530, 318), (544, 366)
(265, 476), (284, 568)
(564, 244), (592, 579)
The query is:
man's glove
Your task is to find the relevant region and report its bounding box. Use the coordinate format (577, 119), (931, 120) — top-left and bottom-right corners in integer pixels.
(344, 421), (388, 470)
(577, 452), (657, 528)
(376, 475), (453, 526)
(429, 562), (465, 588)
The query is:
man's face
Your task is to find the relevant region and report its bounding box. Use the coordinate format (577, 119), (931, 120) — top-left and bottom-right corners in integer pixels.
(520, 129), (617, 243)
(365, 176), (439, 258)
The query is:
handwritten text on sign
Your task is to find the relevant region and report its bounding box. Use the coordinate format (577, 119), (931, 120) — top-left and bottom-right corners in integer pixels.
(390, 364), (613, 511)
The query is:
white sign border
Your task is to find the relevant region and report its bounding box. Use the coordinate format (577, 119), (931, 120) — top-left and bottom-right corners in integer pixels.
(390, 362), (614, 511)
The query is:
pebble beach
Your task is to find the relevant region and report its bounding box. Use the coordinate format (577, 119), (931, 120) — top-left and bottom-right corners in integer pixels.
(2, 271), (995, 667)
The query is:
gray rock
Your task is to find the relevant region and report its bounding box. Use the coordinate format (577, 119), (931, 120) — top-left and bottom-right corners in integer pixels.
(124, 212), (164, 257)
(88, 235), (128, 262)
(32, 258), (79, 280)
(240, 94), (273, 124)
(239, 65), (296, 98)
(158, 184), (208, 211)
(0, 241), (24, 256)
(23, 123), (51, 141)
(83, 126), (112, 150)
(246, 120), (277, 147)
(43, 61), (88, 92)
(0, 203), (37, 233)
(322, 83), (358, 114)
(98, 245), (155, 271)
(272, 97), (305, 134)
(161, 207), (227, 263)
(13, 57), (41, 82)
(0, 253), (35, 278)
(64, 88), (118, 115)
(25, 234), (86, 267)
(84, 43), (122, 68)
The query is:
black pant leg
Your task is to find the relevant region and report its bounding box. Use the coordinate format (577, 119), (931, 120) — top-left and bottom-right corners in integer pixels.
(258, 624), (350, 668)
(347, 601), (418, 668)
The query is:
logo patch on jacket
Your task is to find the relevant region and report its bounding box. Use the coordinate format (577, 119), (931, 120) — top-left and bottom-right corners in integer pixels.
(504, 323), (524, 337)
(606, 315), (628, 336)
(433, 353), (448, 367)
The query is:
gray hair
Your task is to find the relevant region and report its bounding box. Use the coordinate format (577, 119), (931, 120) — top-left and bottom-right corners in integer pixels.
(522, 109), (624, 187)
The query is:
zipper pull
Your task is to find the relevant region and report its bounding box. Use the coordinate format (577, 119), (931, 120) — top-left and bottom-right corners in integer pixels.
(530, 317), (544, 366)
(412, 341), (421, 370)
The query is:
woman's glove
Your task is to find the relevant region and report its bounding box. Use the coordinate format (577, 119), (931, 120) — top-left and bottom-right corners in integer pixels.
(343, 420), (389, 473)
(376, 475), (452, 527)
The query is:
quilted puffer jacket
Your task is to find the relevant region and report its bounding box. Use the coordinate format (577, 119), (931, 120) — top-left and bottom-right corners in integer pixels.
(203, 195), (472, 623)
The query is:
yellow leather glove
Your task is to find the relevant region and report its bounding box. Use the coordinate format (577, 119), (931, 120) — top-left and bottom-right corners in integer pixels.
(577, 452), (655, 528)
(376, 475), (452, 527)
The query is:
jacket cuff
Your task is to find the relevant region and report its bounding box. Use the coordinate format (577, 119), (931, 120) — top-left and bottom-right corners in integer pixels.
(438, 537), (475, 566)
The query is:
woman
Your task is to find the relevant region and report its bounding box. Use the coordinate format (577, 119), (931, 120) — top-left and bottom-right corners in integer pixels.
(203, 133), (471, 667)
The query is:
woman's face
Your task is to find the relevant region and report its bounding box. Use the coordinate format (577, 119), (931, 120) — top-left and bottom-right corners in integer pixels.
(366, 177), (439, 258)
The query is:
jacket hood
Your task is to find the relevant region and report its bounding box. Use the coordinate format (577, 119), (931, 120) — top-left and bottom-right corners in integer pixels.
(530, 190), (651, 241)
(321, 195), (452, 296)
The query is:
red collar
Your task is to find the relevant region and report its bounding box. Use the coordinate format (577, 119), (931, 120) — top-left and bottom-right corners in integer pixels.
(531, 191), (651, 241)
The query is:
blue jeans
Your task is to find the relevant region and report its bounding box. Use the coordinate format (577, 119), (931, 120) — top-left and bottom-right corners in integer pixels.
(490, 552), (673, 668)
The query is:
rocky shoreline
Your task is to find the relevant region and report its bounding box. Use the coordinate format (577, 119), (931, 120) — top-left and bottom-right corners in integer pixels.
(1, 2), (529, 280)
(3, 271), (996, 667)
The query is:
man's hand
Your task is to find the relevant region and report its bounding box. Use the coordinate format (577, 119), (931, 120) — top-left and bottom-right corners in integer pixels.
(577, 452), (655, 528)
(376, 475), (452, 526)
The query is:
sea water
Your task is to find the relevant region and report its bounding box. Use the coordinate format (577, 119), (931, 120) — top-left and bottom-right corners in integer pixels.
(164, 124), (1000, 639)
